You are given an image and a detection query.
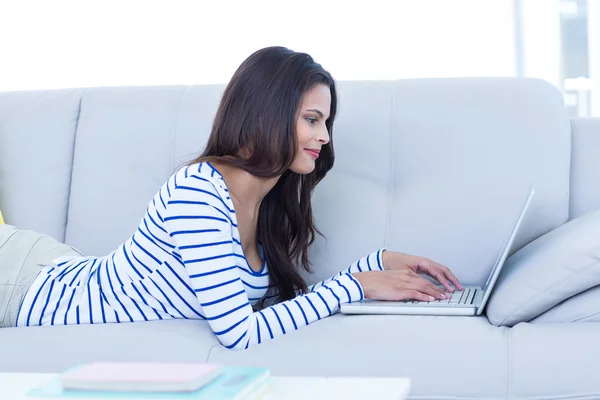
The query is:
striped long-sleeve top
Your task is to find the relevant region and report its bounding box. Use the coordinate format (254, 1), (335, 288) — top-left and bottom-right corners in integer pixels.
(17, 162), (385, 349)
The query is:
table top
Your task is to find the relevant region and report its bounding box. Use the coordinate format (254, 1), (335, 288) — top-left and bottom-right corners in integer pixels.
(1, 372), (411, 400)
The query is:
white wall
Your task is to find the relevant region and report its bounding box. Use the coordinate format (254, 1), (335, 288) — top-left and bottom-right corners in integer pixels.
(0, 0), (516, 91)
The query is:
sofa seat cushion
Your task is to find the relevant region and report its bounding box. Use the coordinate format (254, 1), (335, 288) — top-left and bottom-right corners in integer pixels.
(0, 319), (220, 373)
(509, 321), (600, 399)
(209, 314), (509, 399)
(486, 209), (600, 327)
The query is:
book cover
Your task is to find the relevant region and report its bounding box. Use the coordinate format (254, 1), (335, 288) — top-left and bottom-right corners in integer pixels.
(192, 366), (271, 400)
(60, 362), (222, 393)
(28, 365), (271, 399)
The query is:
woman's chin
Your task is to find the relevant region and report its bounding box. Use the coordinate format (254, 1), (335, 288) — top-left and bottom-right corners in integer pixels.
(289, 160), (316, 175)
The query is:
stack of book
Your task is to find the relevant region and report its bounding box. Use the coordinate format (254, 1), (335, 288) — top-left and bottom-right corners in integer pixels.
(29, 361), (271, 399)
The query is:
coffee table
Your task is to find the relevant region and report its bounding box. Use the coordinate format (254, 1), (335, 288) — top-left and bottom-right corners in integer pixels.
(2, 372), (410, 399)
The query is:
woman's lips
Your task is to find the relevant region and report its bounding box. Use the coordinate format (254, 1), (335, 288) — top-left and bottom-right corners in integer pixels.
(305, 149), (319, 159)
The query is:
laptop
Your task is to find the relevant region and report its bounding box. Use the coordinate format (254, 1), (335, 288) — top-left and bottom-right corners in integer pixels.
(340, 188), (535, 317)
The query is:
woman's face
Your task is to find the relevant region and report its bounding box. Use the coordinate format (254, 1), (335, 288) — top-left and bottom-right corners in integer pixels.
(289, 84), (331, 174)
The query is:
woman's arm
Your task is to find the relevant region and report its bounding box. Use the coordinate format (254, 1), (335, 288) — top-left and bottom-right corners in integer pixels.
(307, 249), (385, 292)
(163, 175), (365, 350)
(257, 249), (386, 308)
(260, 248), (454, 307)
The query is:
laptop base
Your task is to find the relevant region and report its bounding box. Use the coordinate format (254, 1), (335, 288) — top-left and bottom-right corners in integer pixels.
(340, 286), (482, 316)
(341, 301), (477, 316)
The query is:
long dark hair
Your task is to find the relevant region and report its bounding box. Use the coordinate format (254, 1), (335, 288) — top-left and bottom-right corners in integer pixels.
(189, 46), (337, 301)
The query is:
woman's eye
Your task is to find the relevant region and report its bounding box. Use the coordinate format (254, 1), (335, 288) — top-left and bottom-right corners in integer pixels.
(306, 117), (318, 125)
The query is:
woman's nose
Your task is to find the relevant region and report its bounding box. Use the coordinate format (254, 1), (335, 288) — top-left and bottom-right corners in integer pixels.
(318, 130), (330, 144)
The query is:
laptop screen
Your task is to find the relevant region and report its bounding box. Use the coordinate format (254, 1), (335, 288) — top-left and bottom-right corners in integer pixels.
(476, 189), (535, 315)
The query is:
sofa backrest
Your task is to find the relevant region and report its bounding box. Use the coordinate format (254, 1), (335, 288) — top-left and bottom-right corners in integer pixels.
(0, 89), (84, 241)
(569, 117), (600, 220)
(0, 78), (586, 286)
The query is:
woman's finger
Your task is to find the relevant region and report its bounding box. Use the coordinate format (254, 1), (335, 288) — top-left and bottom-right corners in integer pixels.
(435, 262), (463, 290)
(424, 260), (462, 291)
(430, 271), (454, 293)
(415, 272), (447, 296)
(400, 290), (435, 302)
(410, 277), (446, 299)
(417, 261), (451, 289)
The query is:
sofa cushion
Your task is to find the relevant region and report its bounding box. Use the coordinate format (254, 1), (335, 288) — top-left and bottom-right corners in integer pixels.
(0, 89), (84, 242)
(65, 87), (187, 256)
(0, 319), (220, 373)
(509, 321), (600, 399)
(486, 209), (600, 327)
(531, 284), (600, 323)
(569, 118), (600, 219)
(384, 78), (570, 288)
(208, 314), (509, 399)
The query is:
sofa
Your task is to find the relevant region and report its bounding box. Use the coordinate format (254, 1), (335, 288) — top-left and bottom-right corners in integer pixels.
(1, 78), (600, 399)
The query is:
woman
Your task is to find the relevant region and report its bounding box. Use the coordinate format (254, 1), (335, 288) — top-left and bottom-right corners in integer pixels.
(0, 47), (462, 349)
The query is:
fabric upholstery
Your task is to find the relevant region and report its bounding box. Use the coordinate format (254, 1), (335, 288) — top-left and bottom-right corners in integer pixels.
(64, 87), (187, 255)
(386, 78), (570, 287)
(0, 89), (84, 242)
(532, 284), (600, 323)
(209, 314), (510, 399)
(569, 117), (600, 220)
(486, 209), (600, 326)
(509, 322), (600, 399)
(0, 319), (220, 372)
(171, 85), (226, 167)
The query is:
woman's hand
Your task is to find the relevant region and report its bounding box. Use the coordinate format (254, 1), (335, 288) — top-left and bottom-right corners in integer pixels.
(382, 250), (463, 293)
(350, 250), (463, 302)
(352, 270), (449, 302)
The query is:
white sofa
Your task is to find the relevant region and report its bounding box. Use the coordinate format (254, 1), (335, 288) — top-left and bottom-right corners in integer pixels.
(1, 78), (600, 399)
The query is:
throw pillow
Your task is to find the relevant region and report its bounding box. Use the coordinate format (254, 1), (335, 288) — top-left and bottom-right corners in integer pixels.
(486, 209), (600, 327)
(531, 284), (600, 323)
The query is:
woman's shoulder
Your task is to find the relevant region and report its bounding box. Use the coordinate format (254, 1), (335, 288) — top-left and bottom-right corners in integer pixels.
(169, 161), (227, 193)
(160, 161), (234, 232)
(164, 161), (230, 209)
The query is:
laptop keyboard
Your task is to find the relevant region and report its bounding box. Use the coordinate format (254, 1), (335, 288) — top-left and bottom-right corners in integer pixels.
(402, 288), (478, 305)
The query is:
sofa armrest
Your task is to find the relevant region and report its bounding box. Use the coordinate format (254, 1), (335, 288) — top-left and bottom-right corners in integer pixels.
(570, 117), (600, 219)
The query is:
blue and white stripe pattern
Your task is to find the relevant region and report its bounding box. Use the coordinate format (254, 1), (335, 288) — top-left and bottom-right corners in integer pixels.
(17, 162), (385, 349)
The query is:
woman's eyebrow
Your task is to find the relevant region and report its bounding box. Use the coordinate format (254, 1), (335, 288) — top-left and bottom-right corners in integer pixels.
(305, 108), (324, 117)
